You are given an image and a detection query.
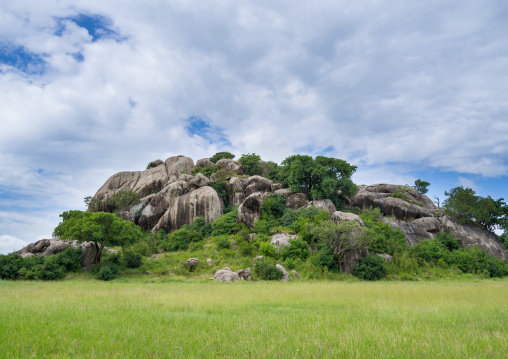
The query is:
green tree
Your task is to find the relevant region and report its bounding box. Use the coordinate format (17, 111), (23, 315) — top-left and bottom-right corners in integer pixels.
(443, 186), (508, 232)
(413, 179), (430, 194)
(239, 153), (262, 176)
(106, 190), (140, 213)
(53, 211), (143, 265)
(210, 152), (235, 163)
(279, 155), (357, 209)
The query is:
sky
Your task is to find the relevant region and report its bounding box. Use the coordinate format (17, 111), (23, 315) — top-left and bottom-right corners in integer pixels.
(1, 1), (507, 253)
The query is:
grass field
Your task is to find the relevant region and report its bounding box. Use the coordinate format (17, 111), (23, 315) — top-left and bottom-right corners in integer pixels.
(1, 279), (507, 358)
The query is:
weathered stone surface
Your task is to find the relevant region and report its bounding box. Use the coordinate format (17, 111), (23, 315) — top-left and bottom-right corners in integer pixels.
(377, 253), (393, 262)
(237, 192), (270, 228)
(185, 258), (199, 272)
(306, 199), (337, 214)
(132, 165), (169, 198)
(165, 156), (195, 178)
(291, 270), (300, 279)
(237, 268), (252, 280)
(270, 233), (298, 252)
(196, 158), (215, 168)
(272, 183), (283, 191)
(274, 188), (292, 198)
(332, 211), (365, 227)
(147, 159), (164, 168)
(276, 264), (290, 281)
(214, 267), (240, 281)
(341, 248), (369, 274)
(254, 255), (265, 261)
(245, 176), (273, 197)
(179, 174), (194, 182)
(226, 177), (248, 206)
(149, 180), (192, 232)
(92, 171), (141, 212)
(216, 159), (244, 174)
(286, 193), (308, 210)
(188, 173), (210, 188)
(168, 186), (222, 230)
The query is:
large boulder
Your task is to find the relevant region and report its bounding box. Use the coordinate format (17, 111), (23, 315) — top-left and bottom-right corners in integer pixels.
(132, 165), (169, 198)
(274, 188), (292, 199)
(184, 258), (199, 272)
(147, 180), (191, 232)
(237, 192), (270, 228)
(165, 155), (195, 178)
(350, 184), (435, 221)
(91, 171), (141, 212)
(270, 233), (298, 252)
(307, 199), (336, 214)
(196, 158), (215, 168)
(237, 268), (252, 280)
(214, 267), (240, 281)
(188, 173), (210, 188)
(216, 159), (244, 174)
(168, 186), (222, 230)
(286, 193), (309, 210)
(226, 177), (249, 207)
(245, 176), (273, 197)
(275, 264), (290, 281)
(332, 211), (365, 227)
(341, 248), (369, 274)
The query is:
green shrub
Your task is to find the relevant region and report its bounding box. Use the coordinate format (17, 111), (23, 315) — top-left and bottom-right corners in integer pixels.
(254, 260), (283, 280)
(52, 247), (82, 272)
(193, 165), (218, 178)
(0, 253), (26, 279)
(253, 219), (273, 234)
(279, 209), (299, 227)
(212, 209), (238, 236)
(354, 254), (387, 281)
(280, 238), (309, 261)
(284, 257), (295, 270)
(362, 217), (407, 255)
(259, 242), (278, 258)
(210, 152), (235, 163)
(216, 236), (232, 250)
(123, 250), (142, 268)
(312, 246), (339, 272)
(189, 242), (204, 251)
(97, 266), (116, 281)
(239, 153), (261, 176)
(260, 194), (286, 221)
(410, 239), (446, 265)
(102, 252), (121, 266)
(435, 232), (460, 251)
(239, 242), (256, 256)
(164, 229), (191, 251)
(361, 206), (383, 221)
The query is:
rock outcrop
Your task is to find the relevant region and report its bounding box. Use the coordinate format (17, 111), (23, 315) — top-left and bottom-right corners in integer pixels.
(276, 264), (290, 281)
(226, 177), (248, 207)
(245, 176), (273, 197)
(306, 199), (337, 214)
(237, 192), (270, 228)
(270, 233), (298, 251)
(214, 267), (240, 281)
(286, 193), (308, 210)
(332, 211), (365, 227)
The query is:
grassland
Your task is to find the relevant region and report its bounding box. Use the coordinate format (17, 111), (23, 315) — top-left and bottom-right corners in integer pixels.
(1, 279), (507, 358)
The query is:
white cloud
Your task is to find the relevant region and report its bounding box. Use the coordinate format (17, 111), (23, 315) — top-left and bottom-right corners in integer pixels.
(0, 235), (29, 255)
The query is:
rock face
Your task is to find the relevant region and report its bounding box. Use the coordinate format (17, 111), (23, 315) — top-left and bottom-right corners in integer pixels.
(332, 211), (365, 227)
(245, 176), (273, 197)
(237, 268), (252, 280)
(341, 248), (369, 274)
(214, 267), (240, 281)
(276, 264), (290, 281)
(307, 199), (337, 214)
(216, 159), (244, 174)
(226, 177), (249, 207)
(270, 233), (298, 251)
(196, 158), (214, 168)
(188, 173), (210, 188)
(237, 192), (270, 228)
(286, 193), (309, 210)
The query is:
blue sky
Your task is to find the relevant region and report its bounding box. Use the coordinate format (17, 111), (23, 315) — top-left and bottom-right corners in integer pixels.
(1, 0), (507, 253)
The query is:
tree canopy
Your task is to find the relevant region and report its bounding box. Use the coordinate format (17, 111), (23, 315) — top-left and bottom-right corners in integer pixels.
(53, 211), (143, 264)
(210, 151), (235, 163)
(413, 179), (430, 194)
(279, 155), (357, 208)
(443, 186), (508, 232)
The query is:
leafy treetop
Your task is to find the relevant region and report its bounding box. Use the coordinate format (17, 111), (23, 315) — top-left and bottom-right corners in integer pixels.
(210, 152), (235, 163)
(413, 179), (430, 194)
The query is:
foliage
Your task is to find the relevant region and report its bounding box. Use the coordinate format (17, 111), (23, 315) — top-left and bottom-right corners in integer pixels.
(209, 180), (229, 210)
(209, 152), (235, 163)
(259, 161), (280, 181)
(312, 245), (340, 272)
(254, 260), (283, 280)
(259, 242), (278, 258)
(279, 155), (357, 209)
(443, 186), (508, 231)
(361, 206), (383, 221)
(52, 247), (83, 273)
(216, 236), (232, 250)
(193, 165), (218, 178)
(354, 254), (387, 281)
(105, 190), (140, 213)
(434, 232), (460, 251)
(499, 232), (508, 250)
(279, 208), (299, 227)
(123, 250), (142, 268)
(84, 196), (100, 212)
(311, 221), (372, 269)
(97, 266), (117, 281)
(164, 229), (190, 251)
(280, 238), (309, 261)
(146, 162), (158, 169)
(260, 194), (286, 221)
(211, 208), (238, 236)
(53, 211), (143, 264)
(413, 179), (430, 194)
(362, 216), (407, 255)
(390, 186), (422, 206)
(239, 242), (256, 256)
(239, 153), (262, 176)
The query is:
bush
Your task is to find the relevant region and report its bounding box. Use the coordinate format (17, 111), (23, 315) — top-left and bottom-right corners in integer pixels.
(354, 254), (387, 281)
(216, 236), (232, 250)
(284, 257), (295, 270)
(312, 246), (339, 272)
(254, 260), (283, 280)
(97, 266), (116, 281)
(123, 250), (142, 268)
(239, 242), (256, 256)
(435, 232), (460, 251)
(164, 229), (191, 251)
(239, 153), (261, 176)
(189, 242), (204, 251)
(0, 253), (25, 279)
(259, 242), (278, 258)
(52, 247), (82, 272)
(363, 217), (407, 255)
(260, 194), (286, 221)
(280, 238), (309, 261)
(253, 219), (273, 234)
(212, 209), (238, 236)
(210, 152), (235, 163)
(279, 209), (299, 227)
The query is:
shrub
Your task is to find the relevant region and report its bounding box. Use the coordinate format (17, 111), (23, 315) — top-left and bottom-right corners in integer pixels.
(279, 208), (299, 227)
(193, 165), (218, 178)
(239, 153), (262, 176)
(164, 229), (191, 251)
(212, 209), (238, 236)
(362, 217), (407, 255)
(123, 250), (142, 268)
(354, 254), (387, 281)
(253, 219), (273, 234)
(239, 242), (256, 256)
(361, 206), (383, 221)
(52, 247), (83, 272)
(312, 246), (339, 272)
(260, 194), (286, 221)
(189, 242), (204, 251)
(210, 152), (235, 163)
(435, 232), (460, 251)
(280, 238), (309, 261)
(0, 253), (26, 279)
(409, 239), (446, 265)
(216, 236), (232, 250)
(97, 266), (116, 281)
(254, 260), (283, 280)
(259, 242), (278, 258)
(284, 257), (295, 270)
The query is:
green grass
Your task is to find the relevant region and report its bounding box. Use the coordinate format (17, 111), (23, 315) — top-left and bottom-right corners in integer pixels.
(1, 279), (507, 358)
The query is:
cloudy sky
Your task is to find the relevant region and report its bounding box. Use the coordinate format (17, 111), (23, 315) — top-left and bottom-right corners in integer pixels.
(1, 0), (507, 253)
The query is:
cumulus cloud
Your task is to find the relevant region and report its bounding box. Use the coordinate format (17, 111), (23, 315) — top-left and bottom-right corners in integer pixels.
(0, 0), (507, 251)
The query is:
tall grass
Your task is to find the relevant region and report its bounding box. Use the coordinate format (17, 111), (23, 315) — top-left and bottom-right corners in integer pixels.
(1, 279), (507, 358)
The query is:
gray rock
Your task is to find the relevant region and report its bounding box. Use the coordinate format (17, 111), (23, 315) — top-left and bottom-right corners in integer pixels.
(165, 156), (195, 178)
(216, 159), (244, 174)
(306, 199), (337, 214)
(254, 255), (265, 261)
(150, 180), (192, 232)
(214, 268), (240, 281)
(237, 192), (270, 228)
(341, 248), (369, 274)
(188, 173), (210, 188)
(276, 264), (290, 281)
(332, 211), (365, 227)
(196, 158), (215, 168)
(207, 258), (213, 266)
(376, 253), (393, 263)
(226, 177), (248, 206)
(286, 193), (308, 210)
(146, 159), (164, 168)
(185, 258), (199, 272)
(291, 270), (300, 279)
(245, 176), (273, 197)
(272, 183), (283, 191)
(270, 233), (298, 252)
(274, 188), (292, 198)
(179, 174), (194, 182)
